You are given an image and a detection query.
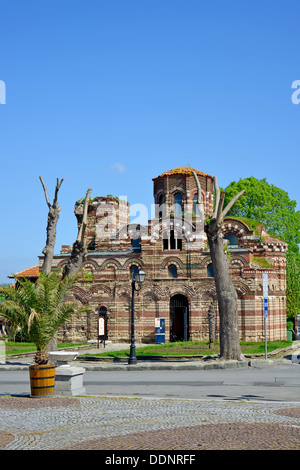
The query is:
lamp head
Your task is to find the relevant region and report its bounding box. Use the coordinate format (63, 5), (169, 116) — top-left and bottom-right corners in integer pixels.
(134, 269), (146, 285)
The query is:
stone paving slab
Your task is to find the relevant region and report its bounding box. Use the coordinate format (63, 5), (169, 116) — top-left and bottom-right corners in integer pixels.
(1, 344), (299, 451)
(0, 395), (300, 450)
(64, 422), (300, 450)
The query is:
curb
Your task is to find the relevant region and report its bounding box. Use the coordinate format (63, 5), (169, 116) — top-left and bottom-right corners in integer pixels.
(0, 357), (289, 371)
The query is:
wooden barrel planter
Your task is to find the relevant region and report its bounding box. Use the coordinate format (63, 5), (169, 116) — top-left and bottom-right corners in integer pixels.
(29, 364), (56, 398)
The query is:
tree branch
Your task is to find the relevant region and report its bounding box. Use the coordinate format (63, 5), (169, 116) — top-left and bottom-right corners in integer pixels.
(39, 177), (63, 274)
(216, 191), (225, 226)
(212, 176), (220, 219)
(192, 170), (202, 204)
(77, 188), (92, 243)
(54, 178), (64, 206)
(221, 190), (245, 220)
(39, 176), (51, 208)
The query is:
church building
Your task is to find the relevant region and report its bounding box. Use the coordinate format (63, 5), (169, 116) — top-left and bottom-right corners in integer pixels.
(15, 167), (289, 344)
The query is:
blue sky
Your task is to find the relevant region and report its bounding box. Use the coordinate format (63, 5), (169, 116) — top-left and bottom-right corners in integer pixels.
(0, 0), (300, 283)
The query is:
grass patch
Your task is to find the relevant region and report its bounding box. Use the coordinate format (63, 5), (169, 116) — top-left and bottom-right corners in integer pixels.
(252, 256), (274, 268)
(5, 342), (89, 355)
(224, 216), (262, 235)
(82, 340), (293, 357)
(5, 340), (293, 357)
(5, 342), (37, 355)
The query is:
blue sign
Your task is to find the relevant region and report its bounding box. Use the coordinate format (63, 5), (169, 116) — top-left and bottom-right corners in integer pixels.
(264, 298), (268, 318)
(155, 318), (165, 343)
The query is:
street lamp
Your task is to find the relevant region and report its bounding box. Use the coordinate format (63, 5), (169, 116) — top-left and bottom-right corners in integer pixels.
(128, 269), (146, 365)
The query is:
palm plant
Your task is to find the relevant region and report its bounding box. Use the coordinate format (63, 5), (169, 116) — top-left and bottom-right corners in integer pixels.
(0, 272), (81, 365)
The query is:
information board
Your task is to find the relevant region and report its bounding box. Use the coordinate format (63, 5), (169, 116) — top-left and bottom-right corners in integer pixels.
(155, 318), (165, 344)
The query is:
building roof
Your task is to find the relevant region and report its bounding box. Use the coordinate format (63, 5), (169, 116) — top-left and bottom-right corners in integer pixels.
(152, 166), (213, 180)
(8, 265), (40, 279)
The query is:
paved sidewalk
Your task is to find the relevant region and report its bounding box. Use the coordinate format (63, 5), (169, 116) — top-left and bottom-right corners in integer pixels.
(1, 342), (299, 451)
(0, 395), (300, 450)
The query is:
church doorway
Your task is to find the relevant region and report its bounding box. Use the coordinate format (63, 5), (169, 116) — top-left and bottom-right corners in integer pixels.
(170, 294), (189, 342)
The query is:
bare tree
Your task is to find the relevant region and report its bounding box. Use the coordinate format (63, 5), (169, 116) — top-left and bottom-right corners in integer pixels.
(39, 177), (64, 274)
(193, 171), (245, 360)
(62, 188), (92, 280)
(39, 180), (92, 350)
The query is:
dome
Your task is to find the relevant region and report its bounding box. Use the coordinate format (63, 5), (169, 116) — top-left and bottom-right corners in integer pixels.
(152, 166), (212, 180)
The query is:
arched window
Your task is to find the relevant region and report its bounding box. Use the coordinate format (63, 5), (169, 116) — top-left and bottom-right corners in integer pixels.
(158, 194), (165, 219)
(98, 306), (107, 316)
(207, 263), (214, 277)
(174, 193), (182, 217)
(158, 194), (165, 206)
(168, 264), (177, 278)
(130, 265), (139, 279)
(224, 233), (238, 246)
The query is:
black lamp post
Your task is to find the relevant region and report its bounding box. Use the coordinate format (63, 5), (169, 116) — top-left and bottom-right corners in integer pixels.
(128, 269), (146, 365)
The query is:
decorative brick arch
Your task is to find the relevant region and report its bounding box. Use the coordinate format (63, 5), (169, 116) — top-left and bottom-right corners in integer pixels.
(170, 187), (186, 198)
(229, 256), (249, 267)
(56, 260), (68, 271)
(201, 285), (217, 301)
(143, 289), (159, 302)
(160, 257), (183, 270)
(82, 261), (98, 272)
(232, 280), (252, 297)
(151, 285), (170, 301)
(169, 286), (196, 303)
(200, 256), (213, 268)
(123, 259), (144, 271)
(72, 286), (92, 305)
(99, 259), (122, 271)
(87, 283), (112, 296)
(222, 218), (253, 247)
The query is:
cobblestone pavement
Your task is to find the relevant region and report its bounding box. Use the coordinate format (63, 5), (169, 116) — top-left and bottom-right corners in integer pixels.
(0, 395), (300, 450)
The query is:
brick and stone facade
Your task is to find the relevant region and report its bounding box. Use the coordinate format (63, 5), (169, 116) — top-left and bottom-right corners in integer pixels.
(42, 166), (288, 344)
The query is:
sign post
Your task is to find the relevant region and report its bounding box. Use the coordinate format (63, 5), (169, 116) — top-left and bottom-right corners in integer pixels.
(262, 273), (268, 359)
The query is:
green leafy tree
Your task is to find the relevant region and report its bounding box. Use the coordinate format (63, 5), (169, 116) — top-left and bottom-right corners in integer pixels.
(223, 177), (300, 251)
(0, 272), (85, 365)
(224, 176), (300, 320)
(286, 250), (300, 320)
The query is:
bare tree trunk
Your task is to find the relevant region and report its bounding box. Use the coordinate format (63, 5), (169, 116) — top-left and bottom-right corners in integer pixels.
(62, 188), (92, 280)
(208, 302), (216, 348)
(39, 179), (91, 352)
(193, 172), (245, 360)
(206, 226), (243, 359)
(39, 177), (63, 352)
(39, 177), (63, 274)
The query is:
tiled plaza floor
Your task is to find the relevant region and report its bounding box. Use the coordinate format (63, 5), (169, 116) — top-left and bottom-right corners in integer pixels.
(0, 395), (300, 450)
